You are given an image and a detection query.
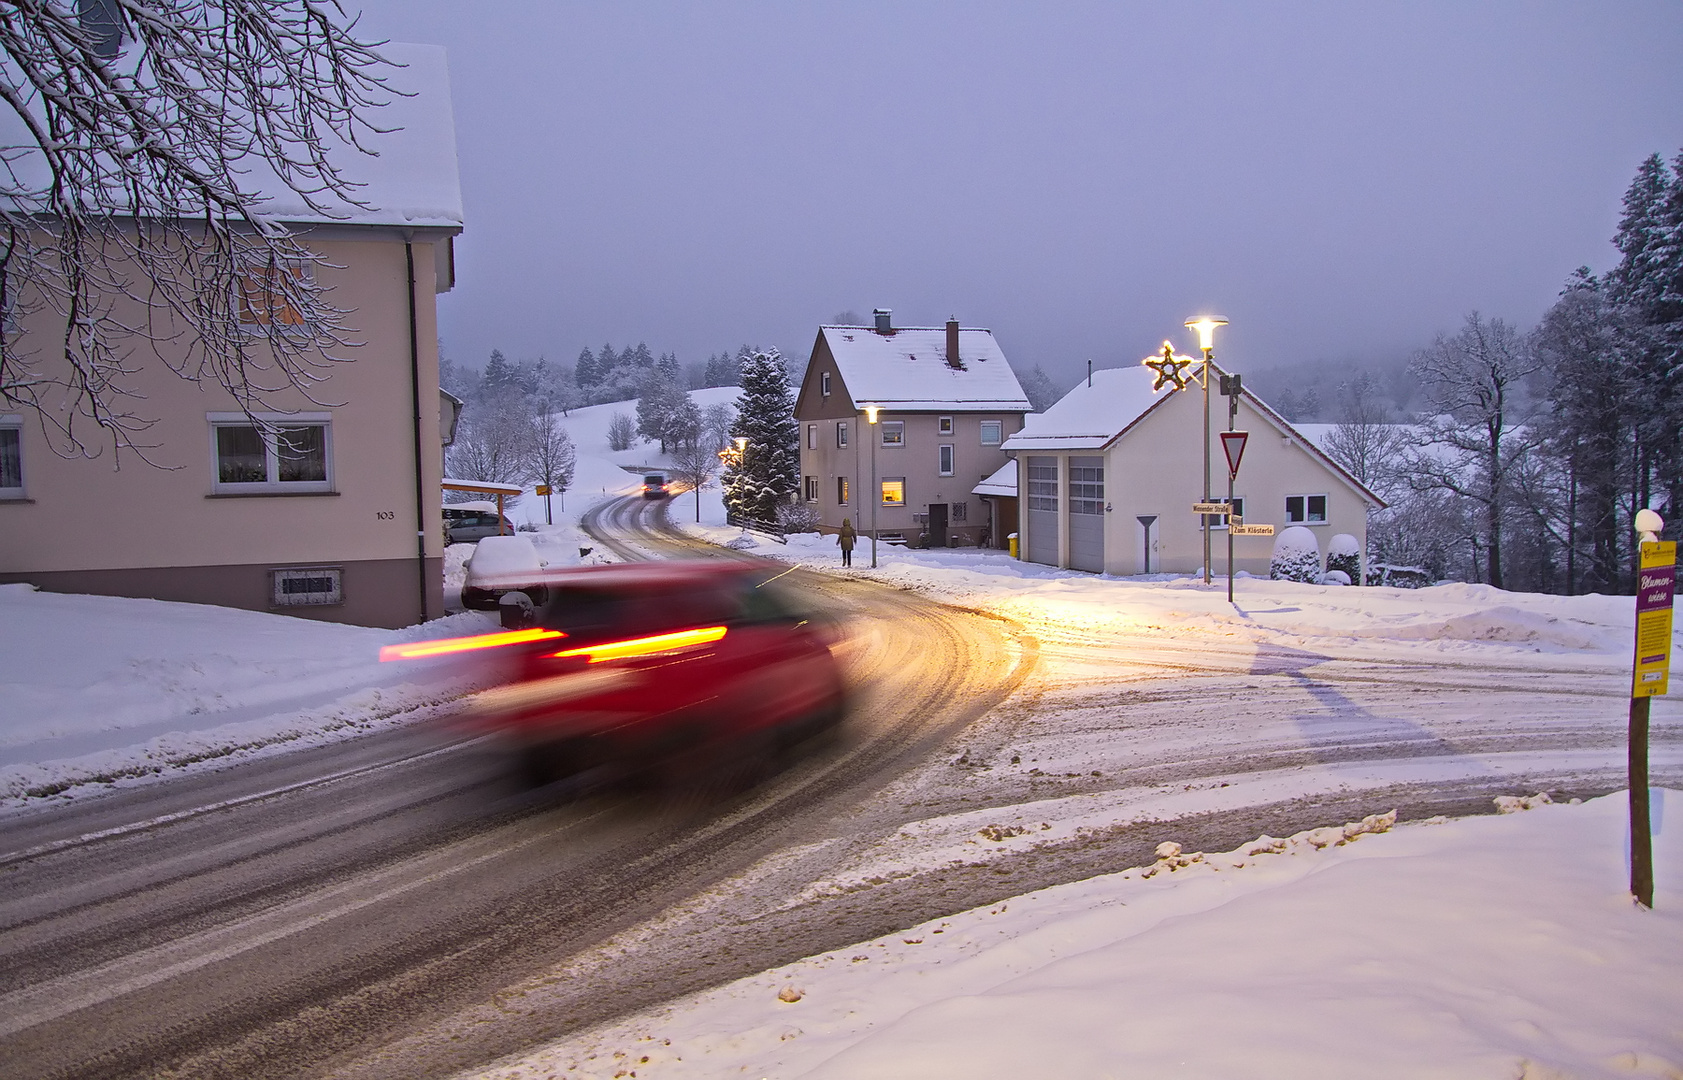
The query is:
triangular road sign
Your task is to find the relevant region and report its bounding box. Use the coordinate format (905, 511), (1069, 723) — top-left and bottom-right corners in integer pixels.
(1220, 430), (1249, 477)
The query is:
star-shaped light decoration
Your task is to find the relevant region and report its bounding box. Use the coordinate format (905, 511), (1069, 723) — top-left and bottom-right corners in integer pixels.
(1143, 340), (1198, 391)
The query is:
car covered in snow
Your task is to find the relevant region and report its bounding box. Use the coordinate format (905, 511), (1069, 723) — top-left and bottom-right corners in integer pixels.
(460, 535), (550, 612)
(385, 560), (846, 786)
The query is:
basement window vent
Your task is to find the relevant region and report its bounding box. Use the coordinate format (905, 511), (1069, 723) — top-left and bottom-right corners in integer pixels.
(273, 567), (343, 606)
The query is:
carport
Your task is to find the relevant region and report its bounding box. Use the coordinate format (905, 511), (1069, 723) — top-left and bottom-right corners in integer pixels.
(442, 478), (523, 536)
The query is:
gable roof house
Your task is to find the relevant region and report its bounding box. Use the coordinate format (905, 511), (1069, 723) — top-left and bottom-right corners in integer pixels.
(997, 366), (1384, 577)
(794, 310), (1030, 548)
(0, 44), (463, 628)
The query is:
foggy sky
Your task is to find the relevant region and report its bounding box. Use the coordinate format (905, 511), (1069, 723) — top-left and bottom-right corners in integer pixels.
(350, 1), (1683, 384)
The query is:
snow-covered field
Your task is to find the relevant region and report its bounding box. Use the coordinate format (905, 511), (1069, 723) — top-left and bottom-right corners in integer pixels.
(5, 387), (1679, 1076)
(471, 792), (1682, 1080)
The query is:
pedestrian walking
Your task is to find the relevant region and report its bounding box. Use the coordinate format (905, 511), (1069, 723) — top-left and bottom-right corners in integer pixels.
(837, 517), (856, 567)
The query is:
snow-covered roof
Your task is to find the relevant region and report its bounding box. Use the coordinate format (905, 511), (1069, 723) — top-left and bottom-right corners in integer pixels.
(821, 326), (1030, 412)
(0, 42), (462, 230)
(244, 43), (463, 229)
(973, 458), (1018, 497)
(1001, 365), (1386, 508)
(1002, 367), (1167, 451)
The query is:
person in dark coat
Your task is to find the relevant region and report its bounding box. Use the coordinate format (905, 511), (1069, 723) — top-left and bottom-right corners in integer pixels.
(837, 517), (857, 567)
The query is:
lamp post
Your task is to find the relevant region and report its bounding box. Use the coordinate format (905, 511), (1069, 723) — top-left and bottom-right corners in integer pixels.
(732, 437), (748, 526)
(865, 405), (880, 568)
(1184, 316), (1228, 584)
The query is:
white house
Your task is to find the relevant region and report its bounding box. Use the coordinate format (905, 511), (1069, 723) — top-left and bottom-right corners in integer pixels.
(994, 366), (1385, 577)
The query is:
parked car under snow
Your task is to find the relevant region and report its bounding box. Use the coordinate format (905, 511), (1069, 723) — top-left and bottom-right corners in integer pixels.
(461, 535), (550, 612)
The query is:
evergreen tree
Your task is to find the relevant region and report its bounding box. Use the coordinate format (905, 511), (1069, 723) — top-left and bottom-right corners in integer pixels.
(627, 342), (655, 369)
(703, 351), (741, 387)
(722, 348), (799, 522)
(575, 346), (599, 388)
(1015, 363), (1060, 412)
(636, 353), (687, 452)
(481, 349), (518, 400)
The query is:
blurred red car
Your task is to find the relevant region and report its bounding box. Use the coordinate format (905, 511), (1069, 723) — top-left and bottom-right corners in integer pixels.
(388, 560), (845, 785)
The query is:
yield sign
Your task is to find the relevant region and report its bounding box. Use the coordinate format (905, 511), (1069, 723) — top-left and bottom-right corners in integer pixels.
(1220, 430), (1249, 477)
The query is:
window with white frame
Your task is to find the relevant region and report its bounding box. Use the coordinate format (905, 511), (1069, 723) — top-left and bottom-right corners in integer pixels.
(979, 420), (1003, 446)
(836, 421), (848, 448)
(210, 413), (332, 493)
(880, 421), (904, 446)
(804, 475), (818, 501)
(821, 371), (832, 396)
(0, 415), (23, 498)
(807, 424), (817, 449)
(881, 477), (906, 505)
(938, 444), (955, 476)
(1214, 497), (1245, 528)
(1285, 494), (1328, 524)
(938, 416), (954, 436)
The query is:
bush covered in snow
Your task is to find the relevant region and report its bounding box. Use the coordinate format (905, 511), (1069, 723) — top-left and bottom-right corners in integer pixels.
(1270, 526), (1321, 583)
(1320, 569), (1351, 586)
(1326, 533), (1361, 584)
(776, 502), (821, 533)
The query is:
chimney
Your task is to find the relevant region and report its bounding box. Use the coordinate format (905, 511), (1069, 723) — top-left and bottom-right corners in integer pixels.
(946, 317), (962, 368)
(873, 308), (893, 335)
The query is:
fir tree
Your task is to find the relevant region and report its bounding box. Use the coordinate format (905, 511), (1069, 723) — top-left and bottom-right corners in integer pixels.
(636, 353), (687, 452)
(1016, 363), (1060, 412)
(481, 349), (518, 399)
(627, 342), (655, 369)
(722, 348), (799, 522)
(575, 346), (599, 388)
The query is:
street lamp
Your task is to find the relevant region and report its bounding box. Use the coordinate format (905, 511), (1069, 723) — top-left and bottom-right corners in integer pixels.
(865, 405), (880, 568)
(1184, 316), (1228, 584)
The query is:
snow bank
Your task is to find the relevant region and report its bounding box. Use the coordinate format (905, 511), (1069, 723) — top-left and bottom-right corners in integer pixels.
(473, 792), (1683, 1080)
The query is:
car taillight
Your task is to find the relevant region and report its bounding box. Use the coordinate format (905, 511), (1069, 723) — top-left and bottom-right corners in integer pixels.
(379, 627), (566, 662)
(548, 625), (727, 663)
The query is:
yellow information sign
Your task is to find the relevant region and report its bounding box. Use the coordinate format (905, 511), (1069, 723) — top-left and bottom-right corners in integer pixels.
(535, 484), (551, 497)
(1632, 541), (1676, 697)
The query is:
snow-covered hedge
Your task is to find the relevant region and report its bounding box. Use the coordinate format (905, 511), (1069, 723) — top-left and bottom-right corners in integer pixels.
(777, 502), (821, 534)
(1270, 526), (1321, 583)
(1326, 533), (1361, 584)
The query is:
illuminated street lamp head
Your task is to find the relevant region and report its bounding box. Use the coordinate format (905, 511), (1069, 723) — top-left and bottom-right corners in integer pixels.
(734, 437), (747, 452)
(865, 405), (880, 425)
(1184, 315), (1229, 353)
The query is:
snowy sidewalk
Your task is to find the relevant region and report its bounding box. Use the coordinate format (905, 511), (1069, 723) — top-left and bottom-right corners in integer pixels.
(471, 792), (1683, 1080)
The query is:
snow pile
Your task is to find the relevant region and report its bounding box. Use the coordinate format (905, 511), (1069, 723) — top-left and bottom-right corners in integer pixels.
(471, 793), (1682, 1080)
(1270, 524), (1321, 583)
(0, 584), (497, 802)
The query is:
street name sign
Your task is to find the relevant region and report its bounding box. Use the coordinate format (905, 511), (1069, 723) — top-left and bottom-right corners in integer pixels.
(1192, 502), (1230, 514)
(1633, 540), (1676, 697)
(1231, 523), (1276, 536)
(535, 484), (551, 497)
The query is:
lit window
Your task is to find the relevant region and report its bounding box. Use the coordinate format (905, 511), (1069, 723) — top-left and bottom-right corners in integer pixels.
(837, 476), (849, 505)
(805, 475), (818, 502)
(939, 444), (955, 476)
(807, 424), (817, 449)
(980, 420), (1003, 446)
(210, 413), (332, 493)
(880, 421), (904, 446)
(836, 422), (849, 448)
(881, 478), (905, 506)
(821, 371), (831, 396)
(1286, 494), (1328, 523)
(236, 263), (309, 327)
(938, 416), (954, 435)
(0, 415), (22, 498)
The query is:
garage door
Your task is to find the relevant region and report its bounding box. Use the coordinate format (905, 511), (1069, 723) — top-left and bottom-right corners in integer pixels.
(1025, 457), (1059, 565)
(1068, 456), (1104, 573)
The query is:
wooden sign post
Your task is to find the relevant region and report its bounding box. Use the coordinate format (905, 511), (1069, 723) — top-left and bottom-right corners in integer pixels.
(1629, 537), (1675, 909)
